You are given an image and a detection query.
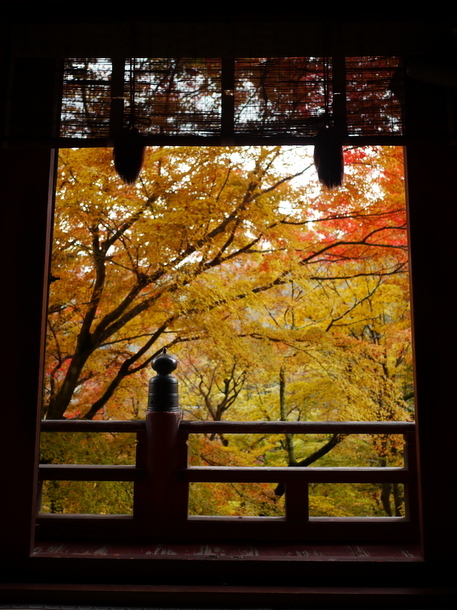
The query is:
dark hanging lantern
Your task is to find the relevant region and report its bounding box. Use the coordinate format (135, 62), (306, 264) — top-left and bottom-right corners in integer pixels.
(312, 55), (344, 190)
(113, 125), (145, 184)
(313, 126), (344, 189)
(113, 58), (146, 184)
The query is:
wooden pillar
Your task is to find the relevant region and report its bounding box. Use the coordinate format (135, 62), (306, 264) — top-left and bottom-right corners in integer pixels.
(145, 350), (183, 535)
(0, 147), (55, 561)
(405, 71), (457, 560)
(403, 429), (420, 532)
(0, 54), (58, 563)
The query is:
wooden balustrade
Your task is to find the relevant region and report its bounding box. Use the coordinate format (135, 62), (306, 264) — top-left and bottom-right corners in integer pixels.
(37, 418), (418, 544)
(37, 351), (419, 543)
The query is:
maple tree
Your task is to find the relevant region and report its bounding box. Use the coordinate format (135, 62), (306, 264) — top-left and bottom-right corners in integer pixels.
(45, 145), (408, 419)
(46, 146), (311, 419)
(42, 144), (412, 517)
(172, 145), (411, 517)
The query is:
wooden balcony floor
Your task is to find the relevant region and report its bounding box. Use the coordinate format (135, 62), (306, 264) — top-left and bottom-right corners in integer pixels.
(33, 541), (422, 561)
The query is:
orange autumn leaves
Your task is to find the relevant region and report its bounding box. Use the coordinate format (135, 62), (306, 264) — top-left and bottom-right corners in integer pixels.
(45, 145), (410, 424)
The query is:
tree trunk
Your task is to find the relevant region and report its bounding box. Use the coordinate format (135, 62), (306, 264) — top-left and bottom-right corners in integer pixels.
(274, 433), (342, 497)
(279, 365), (296, 466)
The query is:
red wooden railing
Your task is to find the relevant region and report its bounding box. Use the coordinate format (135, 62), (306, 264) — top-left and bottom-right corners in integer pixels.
(37, 352), (419, 544)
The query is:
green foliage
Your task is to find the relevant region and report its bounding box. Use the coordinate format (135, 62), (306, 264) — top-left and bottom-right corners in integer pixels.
(40, 431), (137, 466)
(40, 480), (133, 515)
(39, 432), (136, 514)
(189, 483), (283, 517)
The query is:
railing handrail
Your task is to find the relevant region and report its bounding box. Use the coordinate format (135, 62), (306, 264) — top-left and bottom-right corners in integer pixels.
(40, 419), (146, 432)
(39, 464), (141, 481)
(180, 420), (415, 434)
(41, 418), (415, 434)
(183, 465), (409, 482)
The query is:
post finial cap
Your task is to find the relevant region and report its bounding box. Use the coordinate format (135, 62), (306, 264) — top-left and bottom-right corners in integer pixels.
(152, 348), (178, 376)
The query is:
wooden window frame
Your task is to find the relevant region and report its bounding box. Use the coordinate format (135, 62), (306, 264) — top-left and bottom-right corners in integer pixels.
(2, 20), (457, 602)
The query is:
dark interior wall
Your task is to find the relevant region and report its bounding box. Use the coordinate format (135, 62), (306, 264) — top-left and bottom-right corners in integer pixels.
(1, 12), (457, 582)
(0, 146), (54, 558)
(404, 74), (457, 561)
(5, 12), (457, 58)
(0, 52), (58, 557)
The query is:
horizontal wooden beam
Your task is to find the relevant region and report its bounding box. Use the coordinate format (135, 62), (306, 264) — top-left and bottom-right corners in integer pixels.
(35, 512), (418, 544)
(183, 466), (410, 484)
(40, 420), (145, 433)
(8, 134), (407, 149)
(39, 465), (144, 481)
(5, 582), (453, 609)
(40, 419), (415, 435)
(180, 420), (415, 435)
(38, 463), (411, 484)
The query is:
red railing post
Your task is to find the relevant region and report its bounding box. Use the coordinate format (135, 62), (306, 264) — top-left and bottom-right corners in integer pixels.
(403, 428), (420, 533)
(285, 481), (309, 523)
(175, 428), (190, 520)
(144, 349), (183, 535)
(132, 427), (148, 524)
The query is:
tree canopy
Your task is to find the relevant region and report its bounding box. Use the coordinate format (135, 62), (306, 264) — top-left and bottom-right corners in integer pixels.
(46, 145), (410, 418)
(42, 144), (413, 517)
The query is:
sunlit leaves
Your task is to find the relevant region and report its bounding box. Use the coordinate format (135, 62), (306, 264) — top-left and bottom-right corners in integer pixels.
(46, 143), (411, 437)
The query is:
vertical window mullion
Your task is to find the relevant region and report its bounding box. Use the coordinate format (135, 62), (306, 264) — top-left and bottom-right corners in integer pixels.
(110, 56), (126, 141)
(332, 55), (347, 137)
(221, 57), (235, 145)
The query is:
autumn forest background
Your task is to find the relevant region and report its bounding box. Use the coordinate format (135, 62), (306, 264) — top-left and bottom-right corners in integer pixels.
(40, 144), (414, 519)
